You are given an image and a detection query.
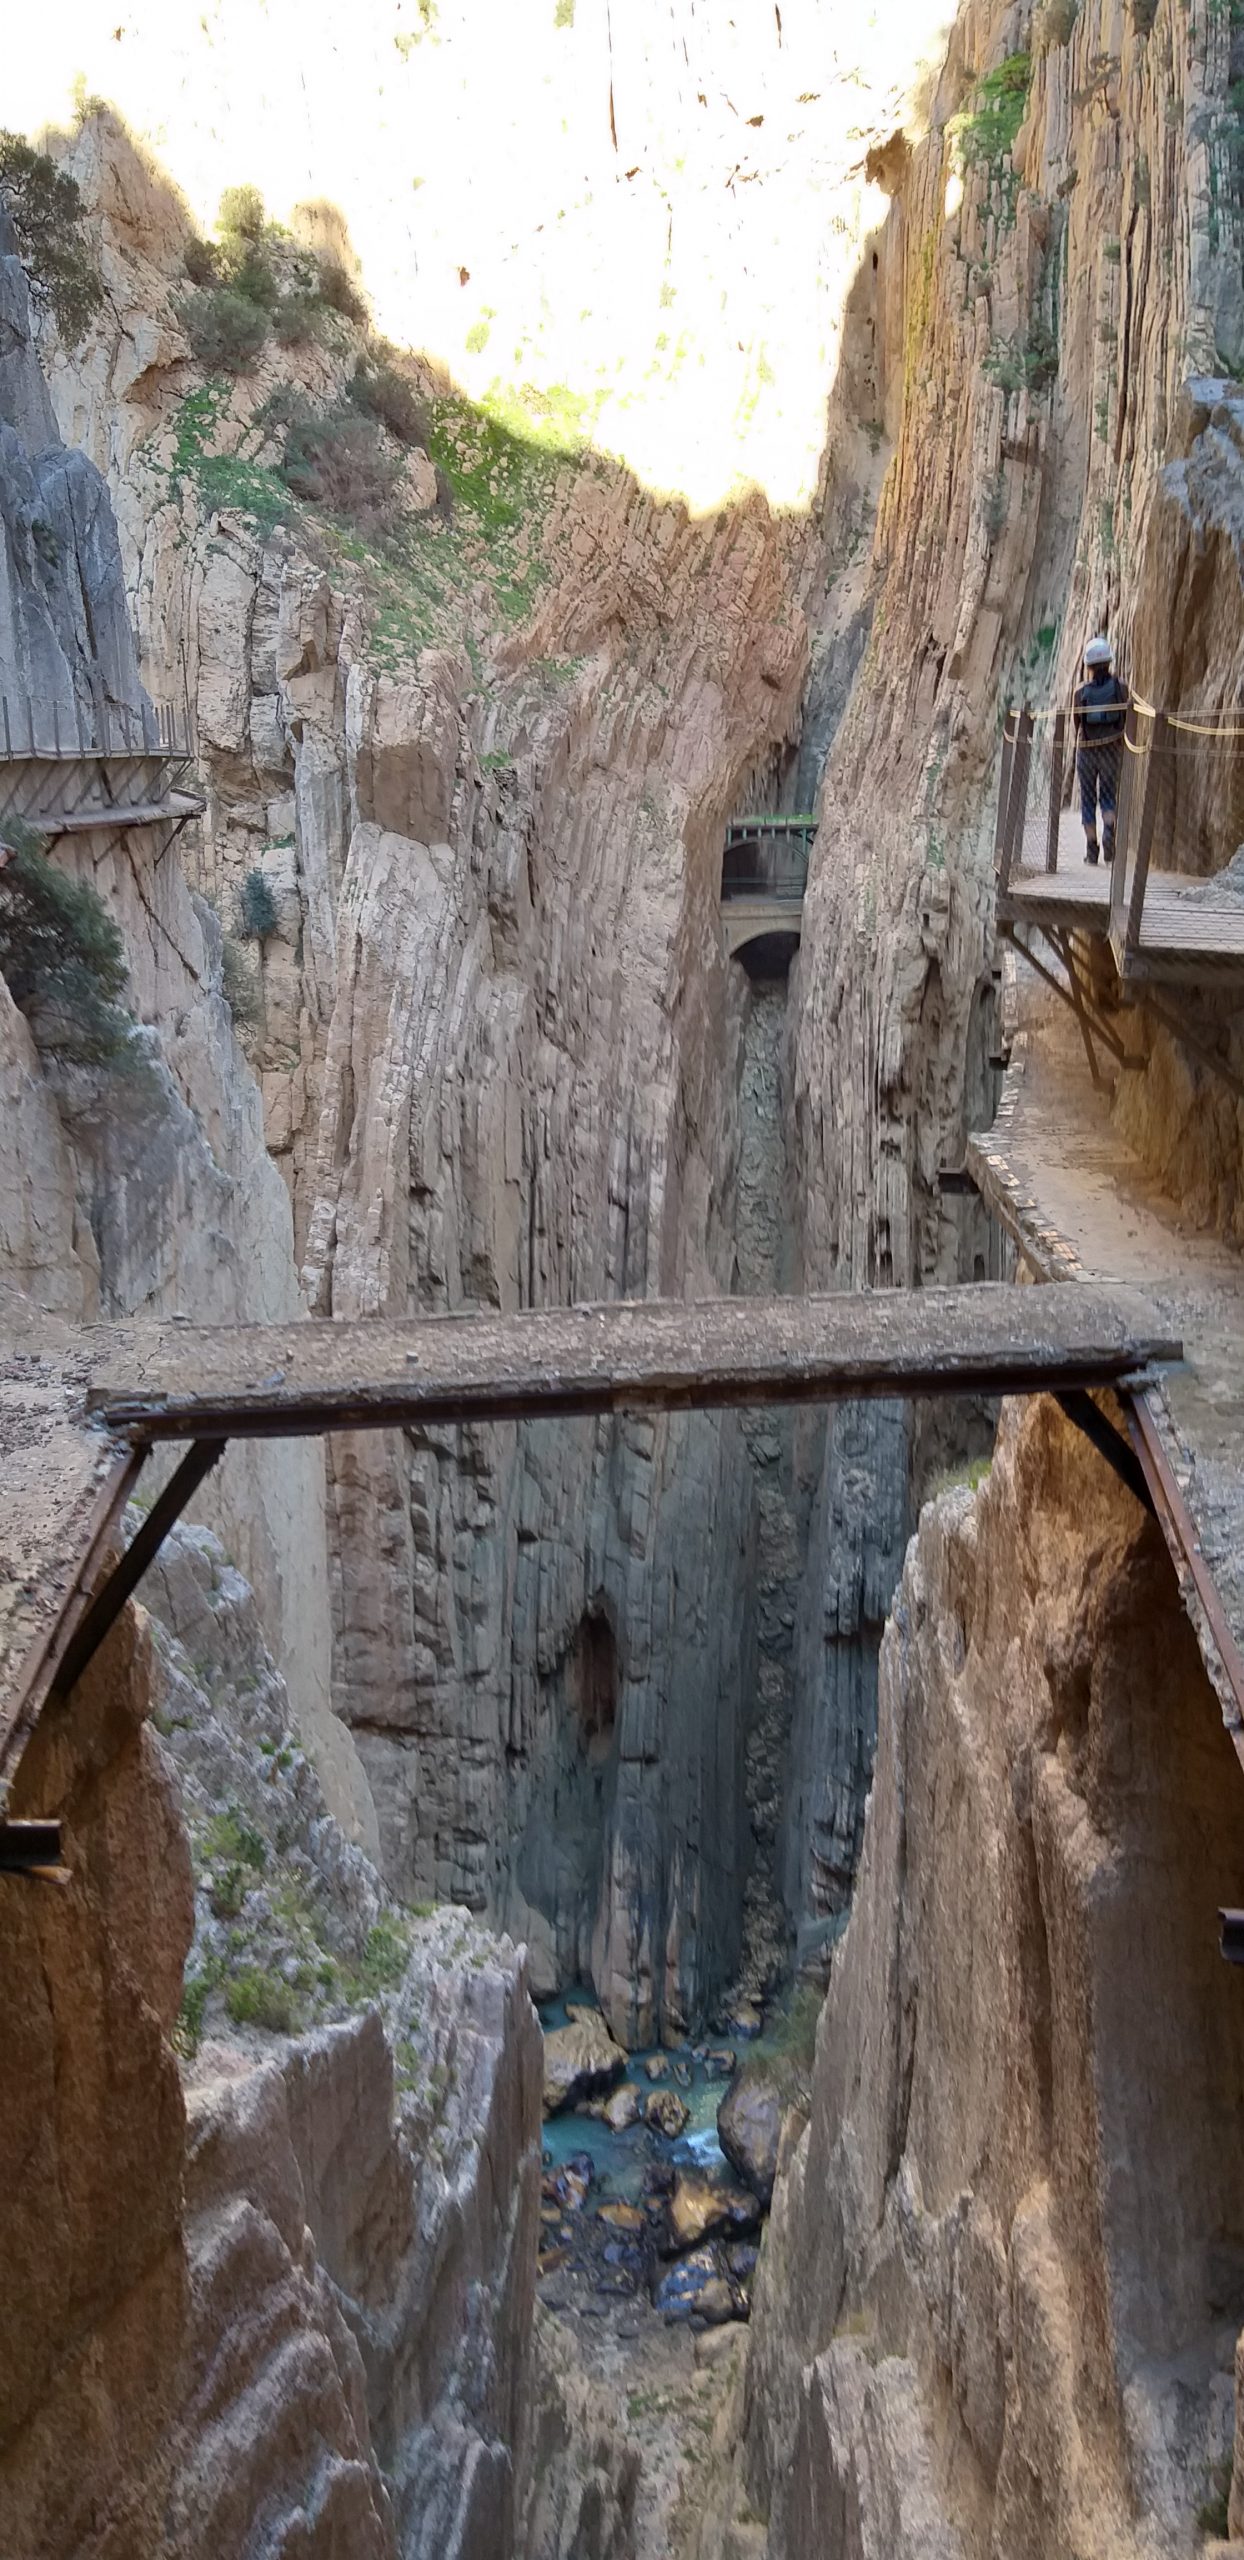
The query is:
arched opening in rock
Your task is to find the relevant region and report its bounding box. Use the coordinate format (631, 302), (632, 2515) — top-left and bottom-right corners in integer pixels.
(573, 1607), (618, 1762)
(731, 928), (801, 980)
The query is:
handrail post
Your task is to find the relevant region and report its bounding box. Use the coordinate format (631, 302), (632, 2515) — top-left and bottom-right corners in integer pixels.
(1126, 708), (1166, 959)
(1008, 704), (1035, 876)
(1045, 709), (1066, 872)
(1111, 705), (1137, 933)
(995, 713), (1017, 884)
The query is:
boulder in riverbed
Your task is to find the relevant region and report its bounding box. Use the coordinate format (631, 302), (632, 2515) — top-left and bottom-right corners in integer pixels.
(542, 2017), (626, 2114)
(644, 2087), (690, 2138)
(601, 2080), (643, 2132)
(666, 2168), (760, 2252)
(596, 2200), (645, 2235)
(717, 2059), (784, 2202)
(653, 2243), (741, 2325)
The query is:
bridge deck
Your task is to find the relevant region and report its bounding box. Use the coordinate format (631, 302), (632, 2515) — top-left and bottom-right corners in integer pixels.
(71, 1284), (1178, 1439)
(0, 1282), (1180, 1784)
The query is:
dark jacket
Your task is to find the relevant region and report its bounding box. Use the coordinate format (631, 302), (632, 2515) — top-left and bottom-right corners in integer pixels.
(1073, 671), (1130, 745)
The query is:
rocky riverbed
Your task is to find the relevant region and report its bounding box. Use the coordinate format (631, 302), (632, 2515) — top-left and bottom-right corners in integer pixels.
(537, 1990), (804, 2338)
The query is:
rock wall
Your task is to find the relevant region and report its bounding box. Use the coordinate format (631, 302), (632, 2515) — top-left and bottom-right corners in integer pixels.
(734, 1395), (1244, 2557)
(0, 202), (372, 1849)
(768, 0), (1244, 1935)
(0, 1515), (634, 2560)
(17, 88), (895, 2039)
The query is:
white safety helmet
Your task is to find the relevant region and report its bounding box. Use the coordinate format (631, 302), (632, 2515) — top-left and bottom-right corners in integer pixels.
(1084, 635), (1113, 667)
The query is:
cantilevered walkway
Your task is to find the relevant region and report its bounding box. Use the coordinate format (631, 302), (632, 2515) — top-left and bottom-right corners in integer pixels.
(1, 1281), (1179, 1809)
(0, 689), (203, 851)
(994, 702), (1244, 1087)
(969, 966), (1244, 1759)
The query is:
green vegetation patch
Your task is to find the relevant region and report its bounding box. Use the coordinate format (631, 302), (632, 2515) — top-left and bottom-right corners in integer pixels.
(0, 132), (104, 340)
(983, 317), (1059, 396)
(175, 182), (366, 375)
(0, 819), (139, 1069)
(237, 867), (279, 942)
(950, 53), (1032, 218)
(170, 382), (290, 533)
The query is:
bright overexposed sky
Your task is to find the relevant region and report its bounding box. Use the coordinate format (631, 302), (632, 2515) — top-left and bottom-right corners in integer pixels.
(11, 0), (954, 509)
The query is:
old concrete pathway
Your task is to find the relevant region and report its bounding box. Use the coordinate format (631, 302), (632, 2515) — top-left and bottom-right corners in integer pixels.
(969, 969), (1244, 1747)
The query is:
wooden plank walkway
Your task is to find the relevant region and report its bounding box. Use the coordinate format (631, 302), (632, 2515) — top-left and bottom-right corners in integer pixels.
(968, 968), (1244, 1736)
(0, 1350), (138, 1782)
(73, 1286), (1180, 1440)
(0, 1283), (1182, 1789)
(999, 808), (1244, 982)
(46, 792), (204, 835)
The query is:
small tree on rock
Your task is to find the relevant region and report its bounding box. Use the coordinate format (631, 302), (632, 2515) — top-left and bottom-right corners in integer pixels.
(0, 133), (104, 341)
(0, 820), (136, 1066)
(238, 867), (280, 942)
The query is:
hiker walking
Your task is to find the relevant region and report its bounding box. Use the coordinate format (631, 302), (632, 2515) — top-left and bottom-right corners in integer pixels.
(1073, 636), (1130, 864)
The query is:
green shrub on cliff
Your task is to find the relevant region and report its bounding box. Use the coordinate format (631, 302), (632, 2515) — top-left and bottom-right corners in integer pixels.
(950, 53), (1031, 217)
(177, 182), (367, 371)
(280, 399), (404, 534)
(347, 352), (429, 449)
(0, 132), (104, 341)
(237, 867), (279, 942)
(174, 283), (271, 373)
(0, 819), (137, 1067)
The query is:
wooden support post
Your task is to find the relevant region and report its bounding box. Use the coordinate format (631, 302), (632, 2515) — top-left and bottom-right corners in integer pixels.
(1111, 705), (1137, 933)
(1051, 925), (1105, 1088)
(1008, 706), (1035, 876)
(1045, 710), (1066, 872)
(995, 716), (1017, 883)
(50, 1439), (226, 1701)
(1126, 708), (1166, 961)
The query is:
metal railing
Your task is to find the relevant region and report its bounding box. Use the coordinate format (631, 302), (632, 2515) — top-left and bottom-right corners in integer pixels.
(0, 690), (194, 762)
(995, 700), (1244, 971)
(721, 814), (815, 905)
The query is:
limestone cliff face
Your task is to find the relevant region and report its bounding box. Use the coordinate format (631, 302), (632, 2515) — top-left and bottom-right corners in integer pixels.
(0, 205), (372, 1850)
(772, 0), (1244, 1943)
(24, 101), (850, 2039)
(736, 1398), (1244, 2556)
(792, 0), (1243, 1302)
(0, 1527), (633, 2560)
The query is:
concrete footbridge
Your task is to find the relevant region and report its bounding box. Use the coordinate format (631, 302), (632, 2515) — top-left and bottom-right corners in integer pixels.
(720, 814), (815, 960)
(0, 1281), (1183, 1863)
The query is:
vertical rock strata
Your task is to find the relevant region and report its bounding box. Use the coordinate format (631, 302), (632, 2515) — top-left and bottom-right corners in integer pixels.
(739, 1399), (1244, 2557)
(0, 203), (372, 1851)
(0, 1538), (636, 2560)
(777, 0), (1244, 1930)
(23, 103), (835, 2038)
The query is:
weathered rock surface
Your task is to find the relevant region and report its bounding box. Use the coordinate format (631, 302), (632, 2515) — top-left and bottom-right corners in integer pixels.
(738, 1400), (1244, 2556)
(717, 2064), (784, 2207)
(666, 2171), (761, 2255)
(542, 2018), (627, 2116)
(0, 214), (373, 1853)
(0, 1533), (560, 2560)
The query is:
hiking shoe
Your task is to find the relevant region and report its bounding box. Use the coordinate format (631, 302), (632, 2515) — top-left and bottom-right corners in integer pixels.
(1084, 840), (1099, 865)
(1103, 833), (1116, 865)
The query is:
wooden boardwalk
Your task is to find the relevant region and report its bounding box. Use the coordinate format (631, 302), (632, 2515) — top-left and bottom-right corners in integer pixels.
(999, 810), (1244, 985)
(969, 967), (1244, 1739)
(76, 1285), (1179, 1438)
(0, 1283), (1181, 1783)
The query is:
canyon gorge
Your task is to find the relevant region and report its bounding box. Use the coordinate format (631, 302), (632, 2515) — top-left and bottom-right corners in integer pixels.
(3, 0), (1244, 2550)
